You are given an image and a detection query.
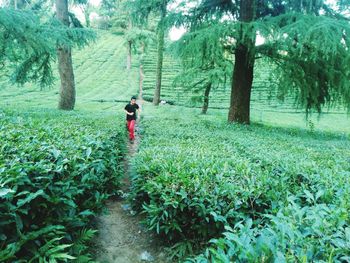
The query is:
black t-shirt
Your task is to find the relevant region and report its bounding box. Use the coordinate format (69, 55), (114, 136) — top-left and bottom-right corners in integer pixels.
(125, 103), (139, 120)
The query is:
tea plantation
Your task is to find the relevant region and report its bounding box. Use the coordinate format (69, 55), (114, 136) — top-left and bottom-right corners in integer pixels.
(1, 30), (350, 262)
(0, 31), (138, 261)
(131, 105), (350, 262)
(0, 109), (127, 261)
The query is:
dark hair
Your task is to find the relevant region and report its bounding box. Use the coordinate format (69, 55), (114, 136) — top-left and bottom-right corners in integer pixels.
(131, 96), (137, 100)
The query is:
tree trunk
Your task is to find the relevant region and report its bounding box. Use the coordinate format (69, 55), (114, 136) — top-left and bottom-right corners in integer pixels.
(228, 0), (256, 124)
(228, 46), (255, 123)
(57, 48), (76, 110)
(152, 4), (166, 106)
(126, 18), (132, 70)
(139, 43), (145, 98)
(84, 9), (90, 27)
(56, 0), (76, 110)
(201, 83), (212, 114)
(127, 40), (132, 70)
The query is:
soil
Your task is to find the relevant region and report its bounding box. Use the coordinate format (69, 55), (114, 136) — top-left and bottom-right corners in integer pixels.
(94, 100), (168, 263)
(94, 197), (167, 263)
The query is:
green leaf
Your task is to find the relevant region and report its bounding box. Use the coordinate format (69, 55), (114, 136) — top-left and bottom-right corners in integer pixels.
(86, 147), (92, 158)
(17, 190), (45, 207)
(0, 188), (15, 198)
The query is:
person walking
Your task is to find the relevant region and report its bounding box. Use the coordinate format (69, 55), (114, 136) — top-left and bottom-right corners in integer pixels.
(124, 96), (140, 142)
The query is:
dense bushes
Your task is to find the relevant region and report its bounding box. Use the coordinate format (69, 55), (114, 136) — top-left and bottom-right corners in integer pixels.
(0, 110), (125, 261)
(130, 109), (350, 261)
(190, 198), (350, 262)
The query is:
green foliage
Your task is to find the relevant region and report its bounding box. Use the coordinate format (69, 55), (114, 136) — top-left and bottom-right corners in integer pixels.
(256, 13), (350, 112)
(0, 8), (95, 87)
(0, 109), (125, 261)
(99, 0), (118, 18)
(106, 0), (155, 66)
(0, 31), (139, 110)
(127, 0), (172, 27)
(170, 0), (350, 119)
(130, 105), (350, 261)
(171, 22), (233, 99)
(125, 28), (156, 53)
(190, 199), (350, 262)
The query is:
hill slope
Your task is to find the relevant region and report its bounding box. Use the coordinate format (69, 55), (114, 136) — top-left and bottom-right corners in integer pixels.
(0, 31), (139, 111)
(0, 31), (349, 133)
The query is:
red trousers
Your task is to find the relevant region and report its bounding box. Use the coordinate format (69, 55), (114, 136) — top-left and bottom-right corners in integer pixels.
(127, 120), (136, 140)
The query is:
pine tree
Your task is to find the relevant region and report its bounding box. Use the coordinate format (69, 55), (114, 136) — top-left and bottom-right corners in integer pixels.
(74, 0), (95, 27)
(109, 0), (135, 70)
(172, 22), (232, 114)
(0, 8), (94, 95)
(108, 0), (156, 72)
(128, 0), (173, 105)
(56, 0), (77, 110)
(173, 0), (350, 124)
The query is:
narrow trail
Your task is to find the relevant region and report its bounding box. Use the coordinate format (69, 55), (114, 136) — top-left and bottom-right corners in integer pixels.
(95, 98), (167, 263)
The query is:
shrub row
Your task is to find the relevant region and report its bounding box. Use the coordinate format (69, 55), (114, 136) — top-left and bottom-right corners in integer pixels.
(0, 110), (125, 262)
(130, 113), (350, 261)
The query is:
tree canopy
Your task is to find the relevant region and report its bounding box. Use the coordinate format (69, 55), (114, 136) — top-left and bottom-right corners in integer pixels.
(171, 0), (350, 123)
(0, 8), (94, 87)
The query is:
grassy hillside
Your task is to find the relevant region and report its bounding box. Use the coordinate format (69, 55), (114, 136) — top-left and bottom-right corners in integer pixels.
(141, 45), (349, 134)
(141, 47), (285, 108)
(0, 31), (139, 112)
(1, 30), (348, 134)
(1, 29), (349, 261)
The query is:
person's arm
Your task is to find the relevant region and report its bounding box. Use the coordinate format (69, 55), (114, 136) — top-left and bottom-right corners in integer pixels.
(124, 110), (134, 116)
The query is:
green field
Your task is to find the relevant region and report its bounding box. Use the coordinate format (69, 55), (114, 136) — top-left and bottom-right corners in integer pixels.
(141, 45), (350, 135)
(1, 30), (350, 262)
(0, 31), (139, 261)
(132, 104), (350, 261)
(0, 31), (138, 112)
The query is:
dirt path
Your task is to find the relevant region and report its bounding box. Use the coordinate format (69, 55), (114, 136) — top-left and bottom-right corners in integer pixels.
(94, 100), (167, 263)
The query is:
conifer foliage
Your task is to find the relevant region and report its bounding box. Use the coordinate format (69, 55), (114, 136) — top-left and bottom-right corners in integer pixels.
(173, 0), (350, 123)
(172, 22), (233, 114)
(0, 8), (94, 106)
(0, 9), (58, 86)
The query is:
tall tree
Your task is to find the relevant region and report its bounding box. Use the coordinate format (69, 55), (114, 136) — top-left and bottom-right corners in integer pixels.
(152, 2), (167, 105)
(109, 0), (155, 70)
(126, 18), (132, 69)
(129, 0), (173, 105)
(172, 23), (232, 114)
(0, 8), (93, 88)
(134, 30), (155, 96)
(111, 3), (133, 69)
(56, 0), (76, 110)
(228, 0), (255, 123)
(75, 0), (94, 27)
(174, 0), (350, 124)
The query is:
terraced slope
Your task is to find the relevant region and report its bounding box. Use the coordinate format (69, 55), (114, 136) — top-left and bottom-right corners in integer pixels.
(141, 47), (285, 109)
(0, 31), (348, 131)
(141, 47), (347, 115)
(0, 31), (139, 111)
(142, 46), (183, 104)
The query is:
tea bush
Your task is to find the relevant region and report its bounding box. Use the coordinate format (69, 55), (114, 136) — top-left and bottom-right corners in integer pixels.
(0, 109), (125, 262)
(130, 108), (350, 261)
(190, 197), (350, 262)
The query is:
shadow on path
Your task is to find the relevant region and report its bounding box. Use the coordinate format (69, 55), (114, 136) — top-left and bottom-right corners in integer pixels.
(94, 99), (167, 263)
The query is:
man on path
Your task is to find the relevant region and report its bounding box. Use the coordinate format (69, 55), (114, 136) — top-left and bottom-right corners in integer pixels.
(124, 96), (140, 142)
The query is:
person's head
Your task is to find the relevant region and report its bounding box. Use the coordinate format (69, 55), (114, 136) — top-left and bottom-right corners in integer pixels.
(130, 96), (137, 104)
